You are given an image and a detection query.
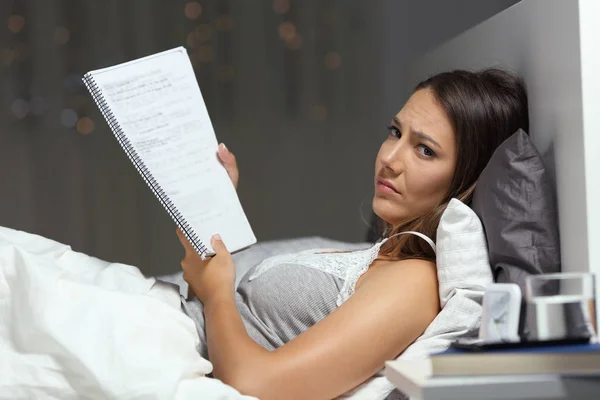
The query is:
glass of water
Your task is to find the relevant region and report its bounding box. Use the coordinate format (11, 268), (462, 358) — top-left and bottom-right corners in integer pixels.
(525, 273), (597, 342)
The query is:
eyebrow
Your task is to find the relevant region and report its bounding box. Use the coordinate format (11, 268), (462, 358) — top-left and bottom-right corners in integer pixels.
(393, 116), (442, 149)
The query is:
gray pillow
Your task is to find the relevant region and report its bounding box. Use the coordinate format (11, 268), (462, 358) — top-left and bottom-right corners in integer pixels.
(471, 128), (561, 294)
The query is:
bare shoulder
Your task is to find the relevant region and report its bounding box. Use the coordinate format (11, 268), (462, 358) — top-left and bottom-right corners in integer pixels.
(358, 257), (439, 298)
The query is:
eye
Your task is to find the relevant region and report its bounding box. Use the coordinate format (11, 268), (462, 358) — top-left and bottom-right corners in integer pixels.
(417, 145), (436, 158)
(387, 125), (401, 138)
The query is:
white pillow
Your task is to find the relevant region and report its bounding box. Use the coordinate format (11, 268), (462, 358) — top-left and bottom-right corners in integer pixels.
(339, 198), (494, 399)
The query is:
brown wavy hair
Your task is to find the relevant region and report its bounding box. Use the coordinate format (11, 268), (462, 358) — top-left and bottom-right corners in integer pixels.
(378, 68), (529, 261)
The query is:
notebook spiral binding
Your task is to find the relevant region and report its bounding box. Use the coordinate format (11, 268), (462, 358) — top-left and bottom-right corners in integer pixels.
(82, 74), (208, 257)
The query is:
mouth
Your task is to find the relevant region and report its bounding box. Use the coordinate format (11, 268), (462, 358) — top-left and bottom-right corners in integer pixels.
(375, 178), (401, 195)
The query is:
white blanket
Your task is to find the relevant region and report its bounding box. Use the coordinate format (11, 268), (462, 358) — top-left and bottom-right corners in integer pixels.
(0, 226), (254, 400)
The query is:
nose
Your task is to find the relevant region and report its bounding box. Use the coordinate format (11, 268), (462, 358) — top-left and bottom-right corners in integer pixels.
(380, 139), (406, 175)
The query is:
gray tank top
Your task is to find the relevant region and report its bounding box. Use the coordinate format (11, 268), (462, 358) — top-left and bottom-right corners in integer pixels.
(181, 231), (436, 358)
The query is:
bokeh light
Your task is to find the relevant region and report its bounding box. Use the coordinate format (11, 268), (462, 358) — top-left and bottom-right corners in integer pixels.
(184, 2), (202, 20)
(272, 0), (290, 14)
(60, 109), (78, 128)
(7, 15), (25, 33)
(54, 26), (70, 45)
(11, 99), (29, 119)
(216, 15), (233, 31)
(278, 22), (296, 41)
(324, 52), (341, 69)
(76, 117), (94, 135)
(286, 35), (302, 50)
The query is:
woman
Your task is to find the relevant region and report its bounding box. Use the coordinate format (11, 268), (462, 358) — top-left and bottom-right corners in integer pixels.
(178, 68), (529, 399)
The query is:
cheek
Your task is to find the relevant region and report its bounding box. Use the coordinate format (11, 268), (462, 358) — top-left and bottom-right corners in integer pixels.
(406, 164), (453, 199)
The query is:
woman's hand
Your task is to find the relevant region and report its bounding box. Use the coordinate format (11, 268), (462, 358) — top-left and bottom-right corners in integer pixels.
(218, 143), (239, 190)
(176, 228), (236, 305)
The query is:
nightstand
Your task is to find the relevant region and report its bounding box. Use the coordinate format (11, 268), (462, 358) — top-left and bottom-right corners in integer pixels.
(385, 359), (600, 399)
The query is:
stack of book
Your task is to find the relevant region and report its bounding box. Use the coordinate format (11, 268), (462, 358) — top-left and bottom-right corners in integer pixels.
(429, 341), (600, 377)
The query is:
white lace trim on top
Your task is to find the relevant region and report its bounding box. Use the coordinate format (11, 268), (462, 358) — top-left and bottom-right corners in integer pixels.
(248, 231), (436, 307)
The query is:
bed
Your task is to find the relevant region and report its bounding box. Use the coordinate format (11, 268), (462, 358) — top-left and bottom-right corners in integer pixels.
(0, 199), (492, 400)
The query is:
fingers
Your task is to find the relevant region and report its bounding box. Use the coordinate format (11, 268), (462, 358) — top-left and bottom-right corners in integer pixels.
(176, 228), (195, 253)
(217, 143), (239, 189)
(210, 233), (230, 256)
(178, 228), (230, 259)
(218, 143), (235, 164)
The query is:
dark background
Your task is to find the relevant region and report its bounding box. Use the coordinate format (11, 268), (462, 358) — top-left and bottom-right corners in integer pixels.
(0, 0), (518, 275)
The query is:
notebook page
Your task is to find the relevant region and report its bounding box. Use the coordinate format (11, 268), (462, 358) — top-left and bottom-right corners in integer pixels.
(87, 47), (255, 254)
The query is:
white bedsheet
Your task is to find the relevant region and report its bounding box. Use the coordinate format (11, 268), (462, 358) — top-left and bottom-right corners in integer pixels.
(0, 226), (255, 400)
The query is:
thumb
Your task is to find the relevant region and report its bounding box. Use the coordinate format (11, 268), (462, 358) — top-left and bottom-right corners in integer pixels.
(211, 233), (230, 255)
(218, 143), (233, 163)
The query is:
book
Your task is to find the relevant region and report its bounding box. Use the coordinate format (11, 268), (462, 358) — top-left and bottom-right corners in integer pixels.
(83, 47), (256, 257)
(430, 342), (600, 377)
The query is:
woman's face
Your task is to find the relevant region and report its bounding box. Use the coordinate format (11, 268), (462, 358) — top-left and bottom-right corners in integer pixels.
(373, 88), (458, 225)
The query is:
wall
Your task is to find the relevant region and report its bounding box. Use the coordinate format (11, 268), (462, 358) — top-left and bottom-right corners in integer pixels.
(379, 0), (519, 121)
(579, 0), (600, 284)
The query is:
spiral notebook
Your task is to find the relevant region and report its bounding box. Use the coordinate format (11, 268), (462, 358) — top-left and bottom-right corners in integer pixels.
(83, 47), (256, 257)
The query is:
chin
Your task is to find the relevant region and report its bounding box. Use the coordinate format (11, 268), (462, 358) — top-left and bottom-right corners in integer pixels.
(372, 195), (406, 226)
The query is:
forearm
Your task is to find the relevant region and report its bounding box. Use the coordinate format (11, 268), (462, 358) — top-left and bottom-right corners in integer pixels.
(203, 295), (270, 386)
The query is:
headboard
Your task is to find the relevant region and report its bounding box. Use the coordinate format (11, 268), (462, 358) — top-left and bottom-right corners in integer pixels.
(408, 0), (600, 306)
